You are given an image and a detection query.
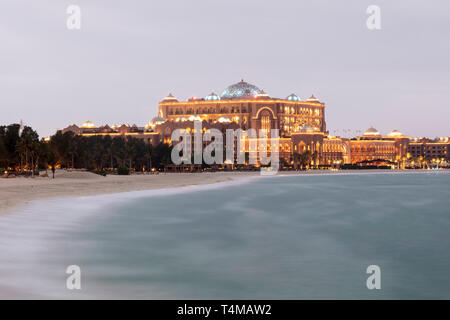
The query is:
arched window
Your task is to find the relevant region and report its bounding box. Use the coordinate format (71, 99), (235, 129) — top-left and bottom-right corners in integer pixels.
(261, 110), (271, 136)
(298, 142), (306, 153)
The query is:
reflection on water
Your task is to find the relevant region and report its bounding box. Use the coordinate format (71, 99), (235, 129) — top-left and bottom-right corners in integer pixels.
(0, 172), (450, 299)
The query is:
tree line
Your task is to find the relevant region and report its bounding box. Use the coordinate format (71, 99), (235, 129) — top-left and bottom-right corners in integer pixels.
(0, 123), (172, 177)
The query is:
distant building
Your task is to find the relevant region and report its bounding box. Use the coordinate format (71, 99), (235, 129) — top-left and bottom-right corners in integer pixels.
(348, 127), (397, 164)
(408, 137), (450, 161)
(61, 120), (161, 145)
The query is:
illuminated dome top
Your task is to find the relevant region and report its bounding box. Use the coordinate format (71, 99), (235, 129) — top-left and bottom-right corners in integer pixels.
(205, 92), (220, 101)
(287, 94), (301, 101)
(388, 129), (403, 137)
(80, 120), (97, 129)
(162, 93), (178, 102)
(221, 79), (262, 100)
(306, 95), (319, 102)
(364, 127), (380, 136)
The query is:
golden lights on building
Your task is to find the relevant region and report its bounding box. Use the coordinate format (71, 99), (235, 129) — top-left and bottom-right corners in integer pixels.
(60, 80), (449, 168)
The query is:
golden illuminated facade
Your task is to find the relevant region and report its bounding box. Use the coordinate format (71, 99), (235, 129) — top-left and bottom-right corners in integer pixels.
(408, 137), (450, 161)
(158, 80), (326, 138)
(61, 121), (161, 145)
(59, 80), (448, 169)
(348, 127), (397, 163)
(154, 80), (330, 165)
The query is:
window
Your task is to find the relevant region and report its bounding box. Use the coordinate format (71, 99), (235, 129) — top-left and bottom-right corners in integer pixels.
(261, 114), (270, 135)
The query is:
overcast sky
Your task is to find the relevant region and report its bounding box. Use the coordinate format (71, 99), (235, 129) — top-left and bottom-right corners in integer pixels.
(1, 0), (449, 138)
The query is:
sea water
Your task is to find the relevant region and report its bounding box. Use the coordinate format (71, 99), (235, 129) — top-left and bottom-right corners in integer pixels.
(0, 171), (449, 299)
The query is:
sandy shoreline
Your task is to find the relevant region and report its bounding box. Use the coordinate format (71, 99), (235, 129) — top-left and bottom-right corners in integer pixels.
(0, 169), (438, 216)
(0, 170), (264, 216)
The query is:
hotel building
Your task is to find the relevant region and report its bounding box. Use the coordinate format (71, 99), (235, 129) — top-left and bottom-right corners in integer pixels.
(61, 80), (449, 168)
(407, 137), (449, 161)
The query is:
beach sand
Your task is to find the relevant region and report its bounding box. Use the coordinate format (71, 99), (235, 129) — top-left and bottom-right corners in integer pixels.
(0, 170), (262, 215)
(0, 169), (429, 216)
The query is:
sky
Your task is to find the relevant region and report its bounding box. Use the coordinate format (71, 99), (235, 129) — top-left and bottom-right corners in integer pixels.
(0, 0), (449, 138)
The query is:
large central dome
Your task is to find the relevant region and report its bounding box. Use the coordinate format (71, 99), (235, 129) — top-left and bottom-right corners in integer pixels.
(221, 79), (262, 99)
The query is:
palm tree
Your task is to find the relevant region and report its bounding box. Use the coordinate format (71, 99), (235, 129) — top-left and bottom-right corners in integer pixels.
(103, 136), (114, 170)
(423, 155), (432, 169)
(302, 150), (312, 170)
(312, 151), (319, 169)
(1, 124), (21, 170)
(29, 140), (40, 176)
(112, 137), (127, 168)
(125, 137), (136, 169)
(145, 143), (153, 172)
(0, 136), (7, 169)
(292, 152), (301, 170)
(45, 147), (59, 179)
(89, 136), (106, 170)
(17, 126), (39, 176)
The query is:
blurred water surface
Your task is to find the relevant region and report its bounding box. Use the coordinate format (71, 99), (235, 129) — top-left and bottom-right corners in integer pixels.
(0, 171), (449, 299)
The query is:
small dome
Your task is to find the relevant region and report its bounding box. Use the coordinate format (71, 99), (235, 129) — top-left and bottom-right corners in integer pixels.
(388, 130), (410, 138)
(80, 121), (97, 128)
(205, 92), (220, 101)
(364, 127), (380, 136)
(300, 125), (319, 133)
(306, 95), (319, 102)
(221, 79), (262, 99)
(162, 93), (178, 102)
(287, 93), (301, 101)
(388, 129), (402, 137)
